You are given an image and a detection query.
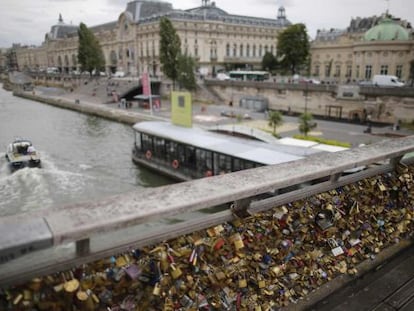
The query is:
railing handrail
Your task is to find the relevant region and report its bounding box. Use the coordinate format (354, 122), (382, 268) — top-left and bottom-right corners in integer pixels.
(1, 136), (414, 264)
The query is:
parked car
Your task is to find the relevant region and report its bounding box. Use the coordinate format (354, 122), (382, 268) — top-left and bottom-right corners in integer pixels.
(113, 71), (125, 78)
(91, 69), (107, 76)
(217, 73), (231, 80)
(46, 67), (59, 74)
(220, 111), (251, 119)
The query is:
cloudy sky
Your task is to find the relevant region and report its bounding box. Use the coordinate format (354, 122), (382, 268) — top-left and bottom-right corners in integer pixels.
(0, 0), (413, 47)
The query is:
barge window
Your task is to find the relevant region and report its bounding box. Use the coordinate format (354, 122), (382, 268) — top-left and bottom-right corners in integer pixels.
(244, 161), (256, 169)
(196, 149), (213, 174)
(177, 143), (185, 163)
(214, 153), (232, 174)
(142, 134), (153, 152)
(233, 158), (242, 172)
(154, 137), (165, 159)
(166, 140), (177, 161)
(135, 132), (142, 150)
(185, 146), (196, 170)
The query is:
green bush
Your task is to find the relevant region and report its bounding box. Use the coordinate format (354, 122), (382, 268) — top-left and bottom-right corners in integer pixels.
(293, 134), (351, 147)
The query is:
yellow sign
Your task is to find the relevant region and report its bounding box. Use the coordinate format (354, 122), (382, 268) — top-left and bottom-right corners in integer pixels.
(171, 91), (192, 127)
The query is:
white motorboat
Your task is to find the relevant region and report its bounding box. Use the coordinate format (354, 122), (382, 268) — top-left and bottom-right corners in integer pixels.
(5, 138), (41, 170)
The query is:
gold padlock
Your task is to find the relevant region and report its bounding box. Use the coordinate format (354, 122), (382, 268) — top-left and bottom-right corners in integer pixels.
(232, 234), (244, 250)
(23, 290), (32, 302)
(170, 264), (183, 279)
(238, 273), (247, 288)
(115, 255), (127, 267)
(153, 282), (161, 296)
(258, 279), (266, 289)
(63, 279), (79, 293)
(216, 271), (226, 280)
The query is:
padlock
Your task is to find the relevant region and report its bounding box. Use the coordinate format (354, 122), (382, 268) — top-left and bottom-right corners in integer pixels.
(152, 282), (161, 296)
(22, 289), (32, 302)
(76, 290), (95, 311)
(258, 278), (266, 289)
(328, 238), (344, 256)
(115, 255), (127, 267)
(213, 238), (225, 250)
(231, 233), (245, 250)
(215, 271), (226, 281)
(170, 263), (183, 279)
(124, 264), (142, 280)
(315, 209), (334, 230)
(238, 276), (247, 288)
(13, 293), (23, 305)
(63, 278), (79, 293)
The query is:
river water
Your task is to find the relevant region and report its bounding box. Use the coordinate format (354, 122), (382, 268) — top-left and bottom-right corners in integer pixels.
(0, 86), (173, 217)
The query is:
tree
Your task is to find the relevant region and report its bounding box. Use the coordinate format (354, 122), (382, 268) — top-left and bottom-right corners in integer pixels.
(268, 111), (283, 136)
(277, 23), (310, 75)
(262, 52), (277, 72)
(298, 112), (317, 136)
(77, 23), (105, 75)
(177, 54), (197, 90)
(159, 17), (181, 89)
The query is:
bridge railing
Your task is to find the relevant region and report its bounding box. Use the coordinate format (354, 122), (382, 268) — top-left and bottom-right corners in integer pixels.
(1, 136), (414, 286)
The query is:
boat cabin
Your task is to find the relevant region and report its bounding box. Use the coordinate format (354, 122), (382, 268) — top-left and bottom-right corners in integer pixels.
(132, 121), (324, 181)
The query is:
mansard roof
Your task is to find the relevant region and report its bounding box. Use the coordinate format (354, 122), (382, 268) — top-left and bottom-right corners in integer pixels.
(315, 28), (346, 41)
(125, 0), (173, 22)
(45, 0), (291, 42)
(137, 3), (291, 28)
(47, 15), (78, 40)
(185, 5), (229, 17)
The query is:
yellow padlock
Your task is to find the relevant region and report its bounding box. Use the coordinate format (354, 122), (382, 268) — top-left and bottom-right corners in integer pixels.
(215, 271), (226, 280)
(170, 264), (183, 279)
(233, 238), (244, 250)
(238, 277), (247, 288)
(258, 279), (266, 289)
(153, 282), (161, 296)
(115, 256), (127, 267)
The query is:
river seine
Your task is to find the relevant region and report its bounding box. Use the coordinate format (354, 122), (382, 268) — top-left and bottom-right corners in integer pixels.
(0, 86), (173, 217)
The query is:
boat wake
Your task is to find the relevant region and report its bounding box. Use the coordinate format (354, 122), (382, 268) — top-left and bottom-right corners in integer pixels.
(0, 152), (95, 217)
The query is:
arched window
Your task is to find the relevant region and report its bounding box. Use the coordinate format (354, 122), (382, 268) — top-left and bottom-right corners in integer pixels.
(233, 44), (237, 57)
(240, 44), (243, 57)
(253, 45), (256, 57)
(246, 44), (250, 57)
(226, 44), (230, 57)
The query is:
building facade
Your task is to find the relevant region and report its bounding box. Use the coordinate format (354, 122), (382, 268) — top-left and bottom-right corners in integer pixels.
(14, 0), (290, 77)
(310, 12), (414, 83)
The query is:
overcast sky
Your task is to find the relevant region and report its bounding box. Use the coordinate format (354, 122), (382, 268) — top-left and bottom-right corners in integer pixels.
(0, 0), (413, 48)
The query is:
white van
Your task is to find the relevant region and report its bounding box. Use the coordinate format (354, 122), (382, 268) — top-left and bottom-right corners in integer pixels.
(372, 75), (404, 87)
(46, 67), (59, 74)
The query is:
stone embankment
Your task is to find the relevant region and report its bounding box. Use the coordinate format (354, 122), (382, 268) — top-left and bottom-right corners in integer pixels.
(13, 91), (165, 125)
